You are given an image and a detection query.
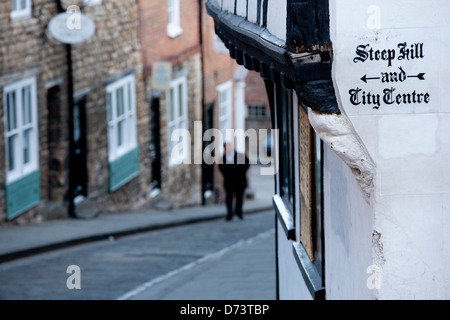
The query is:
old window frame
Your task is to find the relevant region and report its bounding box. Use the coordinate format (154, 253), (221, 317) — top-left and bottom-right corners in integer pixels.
(217, 81), (233, 141)
(10, 0), (32, 20)
(84, 0), (102, 6)
(167, 0), (182, 38)
(3, 76), (39, 185)
(247, 104), (269, 119)
(312, 131), (324, 279)
(293, 101), (325, 299)
(273, 83), (296, 240)
(167, 75), (188, 167)
(106, 74), (138, 163)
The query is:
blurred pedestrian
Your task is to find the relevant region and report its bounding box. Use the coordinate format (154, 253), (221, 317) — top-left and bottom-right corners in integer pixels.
(219, 142), (250, 221)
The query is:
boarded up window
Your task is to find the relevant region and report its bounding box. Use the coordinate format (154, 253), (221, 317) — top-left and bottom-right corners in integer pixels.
(298, 103), (324, 276)
(299, 104), (314, 260)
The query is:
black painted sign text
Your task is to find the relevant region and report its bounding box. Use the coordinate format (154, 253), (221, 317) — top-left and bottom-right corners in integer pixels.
(349, 42), (429, 109)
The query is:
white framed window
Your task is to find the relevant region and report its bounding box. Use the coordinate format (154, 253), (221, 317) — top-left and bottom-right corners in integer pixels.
(3, 77), (39, 184)
(167, 75), (188, 167)
(217, 81), (233, 139)
(106, 74), (137, 162)
(10, 0), (32, 20)
(84, 0), (102, 6)
(167, 0), (182, 38)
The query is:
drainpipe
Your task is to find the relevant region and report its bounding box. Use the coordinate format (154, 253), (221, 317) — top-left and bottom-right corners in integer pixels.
(66, 43), (76, 219)
(199, 0), (207, 206)
(56, 0), (77, 218)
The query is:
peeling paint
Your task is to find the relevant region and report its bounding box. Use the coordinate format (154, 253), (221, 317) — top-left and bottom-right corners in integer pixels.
(372, 231), (386, 266)
(307, 108), (375, 204)
(372, 230), (386, 299)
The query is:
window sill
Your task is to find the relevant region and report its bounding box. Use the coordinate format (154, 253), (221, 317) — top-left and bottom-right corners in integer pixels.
(167, 25), (183, 38)
(84, 0), (103, 6)
(292, 242), (325, 300)
(273, 194), (295, 241)
(10, 12), (32, 22)
(168, 159), (188, 169)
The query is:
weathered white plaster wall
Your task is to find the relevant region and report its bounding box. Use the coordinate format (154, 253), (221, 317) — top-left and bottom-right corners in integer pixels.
(222, 0), (235, 13)
(331, 0), (450, 299)
(323, 144), (374, 300)
(266, 0), (287, 41)
(247, 0), (259, 24)
(236, 0), (247, 17)
(218, 0), (287, 42)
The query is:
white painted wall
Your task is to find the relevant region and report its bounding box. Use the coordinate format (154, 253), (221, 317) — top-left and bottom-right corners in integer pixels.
(247, 0), (259, 23)
(331, 0), (450, 299)
(266, 0), (287, 41)
(217, 0), (287, 42)
(236, 0), (247, 17)
(323, 144), (374, 300)
(222, 0), (235, 13)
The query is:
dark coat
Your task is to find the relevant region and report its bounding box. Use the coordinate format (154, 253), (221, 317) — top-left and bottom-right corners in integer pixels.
(219, 151), (250, 191)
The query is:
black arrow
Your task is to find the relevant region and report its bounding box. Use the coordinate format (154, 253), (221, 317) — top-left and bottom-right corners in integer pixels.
(361, 74), (380, 83)
(408, 73), (426, 80)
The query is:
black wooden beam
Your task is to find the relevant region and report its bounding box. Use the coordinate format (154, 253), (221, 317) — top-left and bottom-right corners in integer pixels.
(287, 0), (330, 53)
(206, 0), (340, 114)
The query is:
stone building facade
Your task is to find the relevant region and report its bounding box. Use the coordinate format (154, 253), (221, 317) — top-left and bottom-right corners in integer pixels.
(1, 0), (66, 224)
(0, 0), (269, 224)
(0, 0), (150, 224)
(68, 0), (150, 216)
(138, 0), (203, 208)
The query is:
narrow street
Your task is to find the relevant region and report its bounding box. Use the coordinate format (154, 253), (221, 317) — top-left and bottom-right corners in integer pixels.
(0, 210), (275, 300)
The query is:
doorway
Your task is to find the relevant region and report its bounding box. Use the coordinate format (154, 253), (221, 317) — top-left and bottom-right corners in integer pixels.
(202, 102), (214, 205)
(70, 96), (88, 204)
(150, 97), (162, 193)
(47, 85), (63, 202)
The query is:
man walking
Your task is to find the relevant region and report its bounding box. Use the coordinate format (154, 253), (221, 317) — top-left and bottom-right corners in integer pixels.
(219, 142), (250, 221)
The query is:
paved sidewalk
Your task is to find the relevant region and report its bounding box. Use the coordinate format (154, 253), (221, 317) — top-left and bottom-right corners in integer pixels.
(0, 199), (272, 263)
(0, 165), (274, 264)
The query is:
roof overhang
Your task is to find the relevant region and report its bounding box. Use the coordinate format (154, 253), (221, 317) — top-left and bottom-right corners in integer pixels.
(206, 1), (340, 114)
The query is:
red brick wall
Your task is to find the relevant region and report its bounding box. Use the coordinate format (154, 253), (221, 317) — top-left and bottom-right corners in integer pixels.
(138, 0), (204, 207)
(201, 2), (238, 106)
(139, 0), (201, 76)
(245, 71), (269, 106)
(200, 1), (240, 203)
